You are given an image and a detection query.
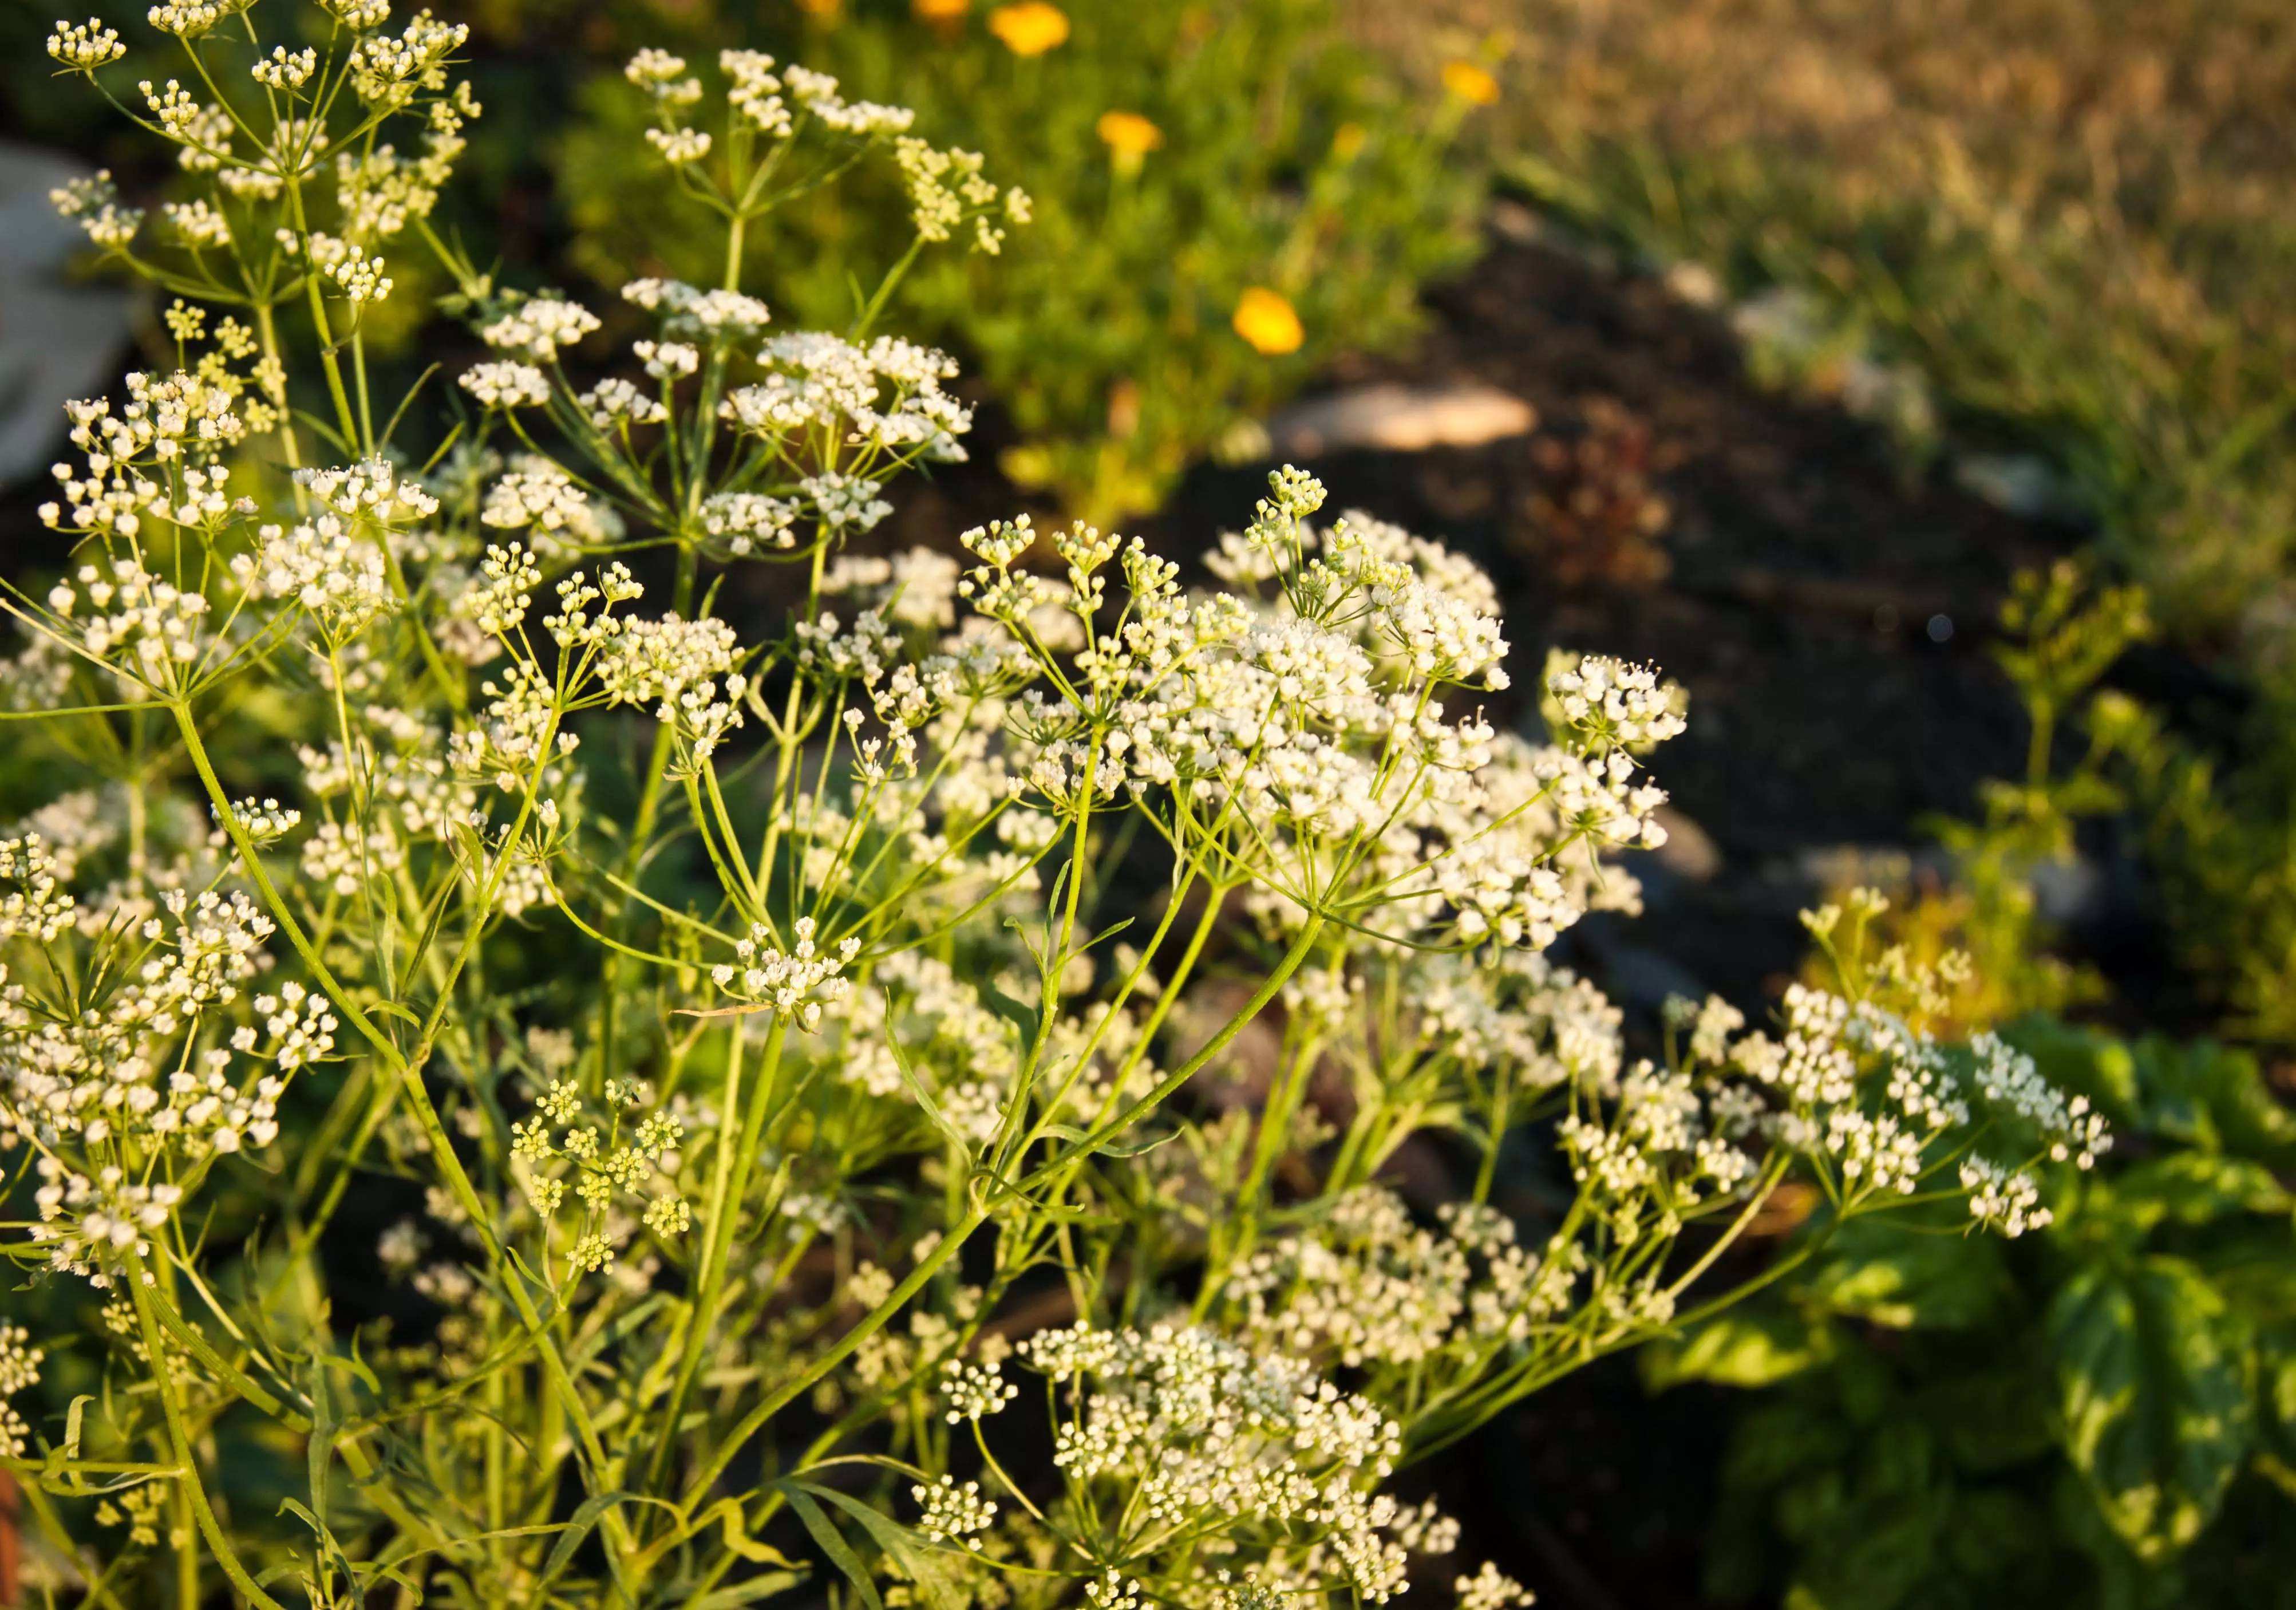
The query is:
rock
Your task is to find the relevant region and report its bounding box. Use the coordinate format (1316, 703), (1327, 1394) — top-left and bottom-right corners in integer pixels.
(1597, 941), (1708, 1016)
(1488, 197), (1546, 245)
(0, 143), (135, 489)
(2025, 854), (2105, 926)
(1648, 804), (1721, 882)
(1953, 452), (2075, 520)
(1262, 382), (1536, 458)
(1662, 259), (1724, 309)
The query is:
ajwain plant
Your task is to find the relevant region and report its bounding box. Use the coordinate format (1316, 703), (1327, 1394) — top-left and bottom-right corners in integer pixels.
(9, 5), (2108, 1605)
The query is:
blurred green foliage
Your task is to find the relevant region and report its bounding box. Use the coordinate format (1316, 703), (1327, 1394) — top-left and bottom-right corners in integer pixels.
(1652, 1023), (2296, 1610)
(1676, 563), (2296, 1606)
(551, 0), (1487, 523)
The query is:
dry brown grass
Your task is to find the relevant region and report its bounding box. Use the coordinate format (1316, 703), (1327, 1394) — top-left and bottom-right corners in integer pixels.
(1362, 0), (2296, 665)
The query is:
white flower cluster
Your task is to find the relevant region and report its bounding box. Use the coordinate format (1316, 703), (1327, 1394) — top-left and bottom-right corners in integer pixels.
(1229, 1189), (1570, 1367)
(1967, 1031), (2111, 1169)
(709, 917), (860, 1031)
(0, 1323), (42, 1459)
(483, 298), (602, 361)
(252, 46), (318, 91)
(700, 491), (799, 555)
(621, 278), (773, 344)
(895, 136), (1028, 254)
(506, 1076), (690, 1276)
(1456, 1562), (1534, 1610)
(724, 331), (971, 460)
(1547, 654), (1686, 751)
(629, 49), (914, 172)
(306, 231), (394, 303)
(47, 17), (125, 71)
(50, 168), (142, 249)
(41, 559), (217, 692)
(346, 10), (468, 106)
(149, 0), (254, 37)
(217, 796), (303, 846)
(235, 516), (397, 639)
(937, 1356), (1019, 1422)
(461, 361), (552, 409)
(1014, 1323), (1422, 1603)
(39, 368), (252, 539)
(580, 376), (668, 431)
(29, 1158), (180, 1287)
(481, 460), (598, 537)
(1959, 1155), (2053, 1237)
(912, 1475), (996, 1545)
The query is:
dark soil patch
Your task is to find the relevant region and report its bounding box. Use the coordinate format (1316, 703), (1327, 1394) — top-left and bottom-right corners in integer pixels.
(880, 220), (2074, 1013)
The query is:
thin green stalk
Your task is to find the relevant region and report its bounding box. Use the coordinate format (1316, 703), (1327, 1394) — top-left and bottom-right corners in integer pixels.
(643, 1015), (781, 1494)
(125, 1250), (289, 1610)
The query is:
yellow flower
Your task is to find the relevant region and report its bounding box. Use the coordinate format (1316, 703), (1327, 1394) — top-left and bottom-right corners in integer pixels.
(1232, 287), (1304, 356)
(1441, 60), (1500, 106)
(913, 0), (970, 17)
(1096, 110), (1164, 169)
(988, 2), (1069, 55)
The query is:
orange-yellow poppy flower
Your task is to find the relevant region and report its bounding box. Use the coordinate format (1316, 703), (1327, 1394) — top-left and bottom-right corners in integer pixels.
(1441, 60), (1500, 105)
(1096, 110), (1164, 170)
(988, 2), (1069, 55)
(1232, 287), (1305, 356)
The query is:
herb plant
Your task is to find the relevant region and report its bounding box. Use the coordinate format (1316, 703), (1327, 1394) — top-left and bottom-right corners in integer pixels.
(6, 7), (2111, 1604)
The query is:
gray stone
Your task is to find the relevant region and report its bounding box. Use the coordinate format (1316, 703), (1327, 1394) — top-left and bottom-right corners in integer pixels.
(1263, 382), (1536, 459)
(0, 142), (136, 488)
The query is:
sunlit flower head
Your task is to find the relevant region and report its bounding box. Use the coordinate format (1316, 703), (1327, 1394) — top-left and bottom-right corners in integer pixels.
(1441, 60), (1501, 106)
(988, 2), (1069, 56)
(1097, 110), (1163, 169)
(1232, 286), (1304, 356)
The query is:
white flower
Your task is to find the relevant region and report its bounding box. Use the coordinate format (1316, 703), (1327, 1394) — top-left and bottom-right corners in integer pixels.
(48, 18), (125, 70)
(936, 1356), (1018, 1423)
(1456, 1561), (1534, 1610)
(460, 361), (552, 409)
(912, 1475), (996, 1544)
(1961, 1155), (2054, 1237)
(482, 299), (601, 361)
(709, 917), (860, 1032)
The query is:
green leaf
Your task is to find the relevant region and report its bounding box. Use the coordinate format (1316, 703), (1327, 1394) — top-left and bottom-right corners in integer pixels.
(792, 1479), (969, 1610)
(782, 1484), (884, 1610)
(690, 1497), (803, 1567)
(1034, 1122), (1179, 1160)
(691, 1575), (808, 1609)
(880, 999), (977, 1157)
(1919, 1367), (2059, 1473)
(2050, 1256), (2257, 1561)
(542, 1491), (636, 1581)
(2100, 1153), (2291, 1234)
(1805, 1218), (2009, 1329)
(1642, 1304), (1833, 1390)
(2134, 1038), (2296, 1168)
(307, 1355), (337, 1529)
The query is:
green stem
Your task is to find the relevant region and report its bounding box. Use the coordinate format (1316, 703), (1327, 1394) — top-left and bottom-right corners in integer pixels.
(125, 1250), (289, 1610)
